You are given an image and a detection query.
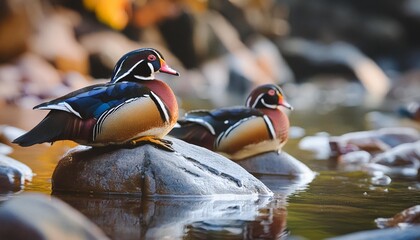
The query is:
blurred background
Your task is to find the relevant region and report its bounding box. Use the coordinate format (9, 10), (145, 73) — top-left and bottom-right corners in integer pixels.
(1, 0), (420, 116)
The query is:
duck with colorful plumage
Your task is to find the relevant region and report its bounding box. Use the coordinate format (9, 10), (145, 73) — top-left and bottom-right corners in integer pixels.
(13, 48), (179, 151)
(170, 84), (293, 160)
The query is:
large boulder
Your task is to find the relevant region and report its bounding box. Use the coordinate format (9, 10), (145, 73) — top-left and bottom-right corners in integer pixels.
(52, 137), (273, 197)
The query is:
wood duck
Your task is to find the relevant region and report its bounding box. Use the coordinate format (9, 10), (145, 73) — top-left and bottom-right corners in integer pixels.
(170, 84), (293, 160)
(13, 48), (180, 151)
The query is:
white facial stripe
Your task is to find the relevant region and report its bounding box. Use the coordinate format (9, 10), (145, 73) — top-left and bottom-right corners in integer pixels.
(150, 91), (169, 123)
(113, 59), (144, 83)
(261, 99), (278, 109)
(147, 62), (155, 72)
(113, 57), (127, 81)
(263, 115), (276, 139)
(251, 93), (264, 108)
(134, 74), (154, 80)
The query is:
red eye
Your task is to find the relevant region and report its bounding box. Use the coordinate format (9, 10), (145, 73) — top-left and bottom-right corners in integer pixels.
(268, 89), (275, 96)
(147, 54), (156, 61)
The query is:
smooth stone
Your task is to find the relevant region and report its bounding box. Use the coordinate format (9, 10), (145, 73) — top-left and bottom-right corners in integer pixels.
(328, 225), (420, 240)
(375, 205), (420, 228)
(236, 151), (315, 178)
(52, 137), (273, 197)
(0, 193), (109, 240)
(0, 166), (22, 193)
(0, 154), (33, 182)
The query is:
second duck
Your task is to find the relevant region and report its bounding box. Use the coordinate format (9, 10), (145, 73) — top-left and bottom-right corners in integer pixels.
(170, 84), (293, 160)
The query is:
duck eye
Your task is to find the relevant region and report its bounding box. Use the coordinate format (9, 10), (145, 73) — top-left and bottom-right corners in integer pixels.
(147, 54), (156, 61)
(268, 89), (276, 96)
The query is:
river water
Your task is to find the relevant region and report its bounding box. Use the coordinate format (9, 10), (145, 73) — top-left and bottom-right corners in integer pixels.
(3, 105), (420, 239)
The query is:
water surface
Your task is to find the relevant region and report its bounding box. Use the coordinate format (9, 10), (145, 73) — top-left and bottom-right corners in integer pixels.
(4, 106), (420, 239)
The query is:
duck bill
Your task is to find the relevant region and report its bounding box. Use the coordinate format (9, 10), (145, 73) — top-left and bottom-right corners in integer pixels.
(278, 96), (294, 110)
(282, 101), (294, 110)
(159, 59), (180, 76)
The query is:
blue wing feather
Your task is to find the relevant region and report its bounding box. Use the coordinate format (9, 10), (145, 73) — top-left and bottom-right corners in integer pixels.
(181, 107), (263, 135)
(36, 82), (150, 119)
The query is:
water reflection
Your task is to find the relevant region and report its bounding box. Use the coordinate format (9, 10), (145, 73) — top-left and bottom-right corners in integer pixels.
(53, 173), (313, 240)
(55, 194), (274, 239)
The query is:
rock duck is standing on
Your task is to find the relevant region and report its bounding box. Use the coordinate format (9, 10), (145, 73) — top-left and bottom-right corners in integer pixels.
(13, 48), (180, 151)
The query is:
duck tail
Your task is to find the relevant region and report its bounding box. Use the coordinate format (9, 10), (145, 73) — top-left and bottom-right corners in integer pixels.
(12, 111), (74, 147)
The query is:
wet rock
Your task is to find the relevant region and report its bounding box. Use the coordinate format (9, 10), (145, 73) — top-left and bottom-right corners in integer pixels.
(0, 166), (22, 193)
(375, 205), (420, 228)
(339, 151), (371, 165)
(0, 154), (33, 182)
(0, 153), (32, 193)
(236, 151), (315, 178)
(398, 102), (420, 123)
(370, 141), (420, 177)
(298, 132), (331, 159)
(0, 125), (27, 143)
(370, 175), (392, 186)
(0, 143), (12, 155)
(329, 225), (420, 240)
(0, 193), (109, 240)
(329, 127), (419, 157)
(52, 137), (273, 197)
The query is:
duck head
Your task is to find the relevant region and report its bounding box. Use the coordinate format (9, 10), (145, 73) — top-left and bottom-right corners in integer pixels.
(245, 84), (293, 110)
(110, 48), (179, 83)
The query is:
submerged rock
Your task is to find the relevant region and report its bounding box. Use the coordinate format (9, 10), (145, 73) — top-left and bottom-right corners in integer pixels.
(0, 154), (33, 192)
(329, 225), (420, 240)
(0, 193), (108, 240)
(0, 154), (33, 182)
(0, 166), (22, 193)
(370, 140), (420, 177)
(329, 127), (419, 157)
(52, 137), (273, 197)
(375, 205), (420, 228)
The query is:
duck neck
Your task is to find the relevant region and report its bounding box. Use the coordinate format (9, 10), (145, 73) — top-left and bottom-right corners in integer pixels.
(259, 108), (289, 141)
(139, 79), (178, 122)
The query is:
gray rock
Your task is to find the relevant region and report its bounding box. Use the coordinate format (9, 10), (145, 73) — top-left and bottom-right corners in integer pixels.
(0, 193), (109, 240)
(0, 154), (33, 192)
(0, 166), (22, 193)
(52, 137), (273, 197)
(328, 225), (420, 240)
(237, 151), (315, 177)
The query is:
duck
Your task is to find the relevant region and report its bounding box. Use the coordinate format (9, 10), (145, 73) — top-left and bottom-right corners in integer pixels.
(13, 48), (180, 151)
(169, 84), (293, 160)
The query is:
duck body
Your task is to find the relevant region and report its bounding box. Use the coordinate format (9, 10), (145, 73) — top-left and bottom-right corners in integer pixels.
(13, 48), (179, 149)
(170, 84), (292, 160)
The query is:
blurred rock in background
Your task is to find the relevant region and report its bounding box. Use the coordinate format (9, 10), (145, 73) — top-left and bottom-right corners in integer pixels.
(0, 0), (419, 111)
